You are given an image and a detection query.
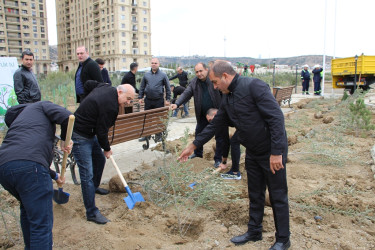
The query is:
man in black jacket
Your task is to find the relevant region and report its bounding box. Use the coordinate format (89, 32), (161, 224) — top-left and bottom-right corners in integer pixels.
(179, 61), (290, 250)
(13, 50), (41, 104)
(0, 101), (71, 249)
(72, 82), (135, 224)
(170, 62), (226, 167)
(170, 84), (189, 117)
(301, 65), (310, 95)
(75, 46), (103, 103)
(121, 62), (139, 93)
(169, 67), (189, 88)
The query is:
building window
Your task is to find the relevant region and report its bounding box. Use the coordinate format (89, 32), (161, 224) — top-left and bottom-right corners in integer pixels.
(34, 48), (39, 53)
(34, 41), (38, 45)
(121, 15), (125, 20)
(42, 41), (45, 45)
(40, 27), (45, 33)
(143, 26), (147, 31)
(24, 40), (30, 44)
(144, 59), (148, 63)
(33, 33), (37, 38)
(24, 33), (30, 37)
(143, 10), (147, 14)
(22, 10), (28, 14)
(31, 3), (36, 9)
(121, 23), (125, 28)
(22, 17), (28, 21)
(42, 49), (46, 53)
(41, 34), (45, 38)
(122, 32), (125, 37)
(40, 20), (44, 25)
(143, 18), (147, 22)
(122, 49), (126, 54)
(23, 25), (29, 29)
(122, 58), (126, 62)
(40, 12), (44, 18)
(144, 34), (147, 39)
(21, 2), (27, 6)
(39, 5), (43, 11)
(32, 11), (36, 16)
(144, 51), (147, 55)
(122, 41), (126, 45)
(43, 56), (46, 59)
(144, 42), (147, 47)
(33, 26), (37, 32)
(121, 6), (125, 11)
(33, 19), (37, 24)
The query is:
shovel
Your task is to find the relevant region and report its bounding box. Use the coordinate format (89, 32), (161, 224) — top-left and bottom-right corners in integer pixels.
(53, 115), (75, 204)
(189, 167), (223, 189)
(109, 155), (145, 209)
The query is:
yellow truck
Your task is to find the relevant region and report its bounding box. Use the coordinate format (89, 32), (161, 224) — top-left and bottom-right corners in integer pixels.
(331, 54), (375, 94)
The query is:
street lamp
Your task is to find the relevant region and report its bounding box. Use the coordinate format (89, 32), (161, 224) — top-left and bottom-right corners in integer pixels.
(272, 59), (276, 87)
(295, 64), (298, 93)
(354, 55), (358, 93)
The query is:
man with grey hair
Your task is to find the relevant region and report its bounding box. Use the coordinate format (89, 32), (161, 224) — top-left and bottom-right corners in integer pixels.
(169, 66), (189, 88)
(75, 46), (103, 103)
(72, 81), (135, 224)
(179, 60), (290, 250)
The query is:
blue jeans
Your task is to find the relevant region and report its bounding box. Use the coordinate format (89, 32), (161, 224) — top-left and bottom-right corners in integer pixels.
(0, 160), (53, 250)
(72, 132), (106, 218)
(173, 103), (189, 117)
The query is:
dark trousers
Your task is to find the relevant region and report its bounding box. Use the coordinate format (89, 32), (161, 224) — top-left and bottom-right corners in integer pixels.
(302, 79), (310, 93)
(144, 98), (164, 110)
(245, 150), (290, 243)
(314, 80), (321, 94)
(72, 133), (106, 218)
(0, 160), (53, 250)
(229, 131), (241, 172)
(194, 118), (226, 162)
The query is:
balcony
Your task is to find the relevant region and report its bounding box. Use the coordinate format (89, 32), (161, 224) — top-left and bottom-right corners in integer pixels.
(8, 41), (22, 46)
(132, 20), (138, 24)
(132, 36), (138, 40)
(9, 48), (22, 54)
(4, 9), (19, 16)
(7, 32), (21, 38)
(93, 13), (100, 21)
(132, 28), (138, 32)
(131, 9), (137, 15)
(7, 25), (21, 30)
(4, 1), (19, 7)
(5, 17), (20, 23)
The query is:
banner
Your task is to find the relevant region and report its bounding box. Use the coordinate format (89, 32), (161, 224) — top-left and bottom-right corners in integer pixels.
(0, 57), (19, 127)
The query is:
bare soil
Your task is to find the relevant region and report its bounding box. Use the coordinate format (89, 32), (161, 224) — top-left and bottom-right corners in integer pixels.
(1, 96), (375, 250)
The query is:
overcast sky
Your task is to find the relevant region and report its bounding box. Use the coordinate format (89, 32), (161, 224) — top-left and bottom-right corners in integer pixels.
(47, 0), (374, 59)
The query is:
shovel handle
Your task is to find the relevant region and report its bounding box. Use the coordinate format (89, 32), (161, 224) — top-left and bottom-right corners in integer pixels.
(110, 156), (128, 188)
(58, 115), (75, 188)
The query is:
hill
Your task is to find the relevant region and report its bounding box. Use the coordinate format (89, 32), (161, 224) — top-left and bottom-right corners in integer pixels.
(158, 55), (334, 69)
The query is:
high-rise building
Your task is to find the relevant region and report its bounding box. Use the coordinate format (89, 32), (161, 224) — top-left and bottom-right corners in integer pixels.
(56, 0), (151, 72)
(0, 0), (51, 74)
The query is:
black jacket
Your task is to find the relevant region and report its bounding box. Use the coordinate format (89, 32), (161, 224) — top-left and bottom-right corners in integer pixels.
(312, 68), (323, 83)
(75, 58), (103, 103)
(73, 81), (119, 151)
(101, 68), (112, 86)
(301, 69), (310, 81)
(0, 101), (71, 178)
(171, 86), (185, 104)
(121, 71), (139, 93)
(169, 71), (189, 88)
(13, 65), (41, 104)
(193, 74), (287, 157)
(175, 77), (221, 122)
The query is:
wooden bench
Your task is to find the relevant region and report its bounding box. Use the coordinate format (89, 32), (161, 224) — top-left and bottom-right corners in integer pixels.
(108, 106), (170, 150)
(272, 86), (294, 107)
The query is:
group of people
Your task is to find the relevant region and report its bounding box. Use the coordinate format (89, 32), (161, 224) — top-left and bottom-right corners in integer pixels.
(301, 64), (324, 95)
(1, 48), (292, 250)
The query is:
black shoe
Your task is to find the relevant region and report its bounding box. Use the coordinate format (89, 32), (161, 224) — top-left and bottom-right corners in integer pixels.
(95, 188), (110, 195)
(87, 212), (110, 224)
(188, 153), (202, 159)
(269, 240), (291, 250)
(230, 232), (262, 245)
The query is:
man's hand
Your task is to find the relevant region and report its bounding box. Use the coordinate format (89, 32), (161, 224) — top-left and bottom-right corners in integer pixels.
(218, 163), (228, 171)
(60, 140), (73, 154)
(178, 143), (196, 162)
(170, 104), (177, 110)
(104, 150), (112, 159)
(165, 100), (170, 106)
(270, 154), (284, 174)
(138, 99), (144, 104)
(56, 174), (66, 185)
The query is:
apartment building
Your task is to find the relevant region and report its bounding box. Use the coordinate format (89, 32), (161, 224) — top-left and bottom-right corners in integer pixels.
(0, 0), (51, 74)
(56, 0), (151, 72)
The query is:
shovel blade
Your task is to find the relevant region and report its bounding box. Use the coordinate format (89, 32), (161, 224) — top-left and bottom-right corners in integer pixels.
(188, 182), (197, 189)
(123, 186), (145, 210)
(53, 188), (70, 204)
